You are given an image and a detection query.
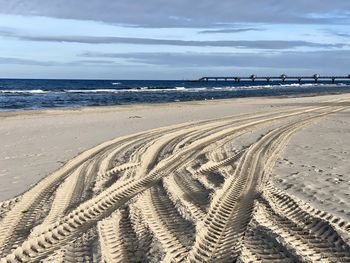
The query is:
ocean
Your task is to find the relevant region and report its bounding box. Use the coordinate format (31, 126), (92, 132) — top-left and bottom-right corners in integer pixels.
(0, 79), (350, 111)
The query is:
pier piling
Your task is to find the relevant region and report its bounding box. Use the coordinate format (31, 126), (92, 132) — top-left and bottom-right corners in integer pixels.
(194, 74), (350, 83)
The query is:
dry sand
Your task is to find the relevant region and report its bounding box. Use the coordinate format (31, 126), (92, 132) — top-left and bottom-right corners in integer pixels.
(272, 108), (350, 221)
(0, 94), (349, 262)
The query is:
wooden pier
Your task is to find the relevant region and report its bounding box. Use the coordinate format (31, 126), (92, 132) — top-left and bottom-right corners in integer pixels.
(194, 74), (350, 83)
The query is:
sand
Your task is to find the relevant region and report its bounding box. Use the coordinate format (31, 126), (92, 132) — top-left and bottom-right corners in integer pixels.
(0, 93), (349, 262)
(272, 108), (350, 221)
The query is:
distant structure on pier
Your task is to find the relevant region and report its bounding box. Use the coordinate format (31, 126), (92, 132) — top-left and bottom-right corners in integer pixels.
(194, 74), (350, 83)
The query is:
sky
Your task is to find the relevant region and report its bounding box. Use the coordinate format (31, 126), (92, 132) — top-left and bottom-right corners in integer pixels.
(0, 0), (349, 79)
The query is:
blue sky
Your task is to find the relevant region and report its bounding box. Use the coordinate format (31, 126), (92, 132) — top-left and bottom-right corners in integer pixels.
(0, 0), (349, 79)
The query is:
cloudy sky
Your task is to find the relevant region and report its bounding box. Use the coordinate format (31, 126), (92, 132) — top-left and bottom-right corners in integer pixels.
(0, 0), (349, 79)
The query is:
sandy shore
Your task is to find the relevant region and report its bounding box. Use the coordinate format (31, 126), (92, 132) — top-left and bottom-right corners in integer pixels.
(0, 95), (325, 201)
(0, 93), (349, 262)
(272, 108), (350, 221)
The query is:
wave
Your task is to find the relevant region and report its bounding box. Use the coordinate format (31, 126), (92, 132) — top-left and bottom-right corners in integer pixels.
(0, 89), (48, 94)
(63, 87), (201, 93)
(64, 89), (120, 93)
(0, 83), (347, 96)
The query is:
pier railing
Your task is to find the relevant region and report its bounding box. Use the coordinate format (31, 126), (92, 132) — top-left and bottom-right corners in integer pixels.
(194, 74), (350, 83)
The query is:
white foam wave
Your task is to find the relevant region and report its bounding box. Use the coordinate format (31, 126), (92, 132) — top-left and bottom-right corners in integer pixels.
(0, 89), (48, 94)
(64, 87), (207, 93)
(64, 89), (119, 93)
(1, 82), (347, 96)
(175, 86), (186, 90)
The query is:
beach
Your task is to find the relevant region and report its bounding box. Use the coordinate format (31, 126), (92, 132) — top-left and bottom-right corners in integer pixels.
(0, 93), (349, 262)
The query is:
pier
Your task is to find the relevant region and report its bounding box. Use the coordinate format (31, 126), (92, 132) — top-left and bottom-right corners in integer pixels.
(194, 74), (350, 83)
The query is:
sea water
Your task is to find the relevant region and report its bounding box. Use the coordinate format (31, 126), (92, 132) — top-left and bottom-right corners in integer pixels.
(0, 79), (349, 111)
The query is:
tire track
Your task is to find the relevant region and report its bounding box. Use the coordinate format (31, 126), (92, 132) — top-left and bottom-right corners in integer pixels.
(238, 218), (300, 263)
(29, 164), (87, 237)
(254, 199), (350, 262)
(0, 116), (226, 256)
(187, 106), (345, 262)
(98, 207), (148, 263)
(257, 185), (350, 261)
(137, 182), (195, 262)
(163, 170), (211, 222)
(63, 228), (97, 263)
(0, 101), (348, 262)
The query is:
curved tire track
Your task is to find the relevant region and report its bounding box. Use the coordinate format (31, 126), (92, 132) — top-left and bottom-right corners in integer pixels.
(0, 101), (349, 262)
